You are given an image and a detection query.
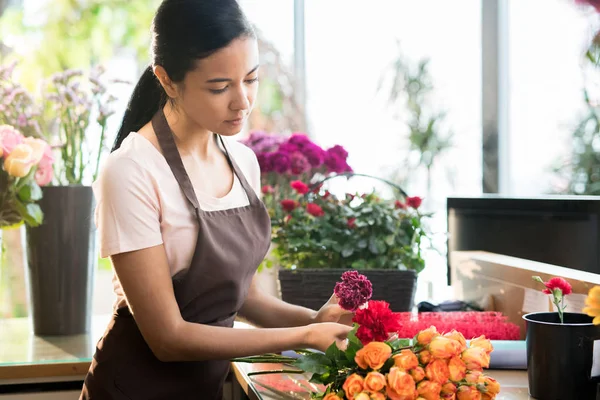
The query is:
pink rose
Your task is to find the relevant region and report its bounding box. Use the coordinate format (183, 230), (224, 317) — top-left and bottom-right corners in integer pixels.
(0, 125), (24, 157)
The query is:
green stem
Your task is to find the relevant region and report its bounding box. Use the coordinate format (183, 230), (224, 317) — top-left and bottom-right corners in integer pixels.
(247, 369), (304, 377)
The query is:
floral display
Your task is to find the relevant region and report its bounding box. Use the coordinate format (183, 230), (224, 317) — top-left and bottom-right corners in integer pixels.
(532, 276), (573, 324)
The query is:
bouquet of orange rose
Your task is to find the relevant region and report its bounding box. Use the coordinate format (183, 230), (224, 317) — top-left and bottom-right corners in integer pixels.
(234, 299), (500, 400)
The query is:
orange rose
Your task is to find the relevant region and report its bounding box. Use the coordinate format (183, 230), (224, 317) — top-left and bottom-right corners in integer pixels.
(364, 372), (386, 392)
(469, 336), (493, 355)
(464, 370), (483, 384)
(4, 143), (34, 178)
(444, 330), (467, 352)
(456, 385), (482, 400)
(429, 336), (461, 360)
(343, 374), (365, 399)
(480, 395), (493, 400)
(355, 342), (392, 370)
(442, 395), (456, 400)
(386, 367), (417, 400)
(394, 349), (419, 370)
(478, 375), (500, 396)
(417, 380), (442, 400)
(419, 350), (432, 364)
(370, 393), (387, 400)
(323, 394), (343, 400)
(441, 382), (457, 395)
(355, 393), (372, 400)
(448, 356), (467, 382)
(417, 326), (439, 346)
(425, 359), (450, 385)
(410, 366), (426, 382)
(461, 347), (490, 370)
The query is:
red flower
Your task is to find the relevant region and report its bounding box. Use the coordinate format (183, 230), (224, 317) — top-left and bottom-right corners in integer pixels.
(281, 199), (299, 212)
(311, 183), (323, 194)
(334, 270), (373, 311)
(406, 196), (423, 209)
(353, 300), (401, 345)
(323, 190), (331, 199)
(306, 203), (325, 217)
(394, 200), (406, 209)
(347, 217), (356, 228)
(261, 185), (274, 194)
(290, 180), (309, 194)
(543, 277), (572, 295)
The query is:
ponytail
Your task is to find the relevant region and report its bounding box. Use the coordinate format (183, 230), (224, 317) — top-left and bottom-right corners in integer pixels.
(111, 66), (166, 152)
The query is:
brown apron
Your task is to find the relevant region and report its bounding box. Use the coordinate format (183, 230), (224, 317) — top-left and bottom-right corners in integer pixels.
(81, 110), (271, 399)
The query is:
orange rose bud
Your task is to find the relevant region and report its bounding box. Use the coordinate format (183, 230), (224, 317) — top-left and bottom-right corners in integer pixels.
(394, 349), (420, 370)
(364, 371), (387, 392)
(410, 366), (426, 382)
(419, 350), (432, 364)
(355, 342), (392, 370)
(417, 380), (442, 400)
(456, 385), (482, 400)
(386, 367), (417, 400)
(469, 336), (493, 355)
(478, 375), (500, 396)
(425, 358), (450, 385)
(355, 393), (372, 400)
(370, 393), (387, 400)
(461, 347), (490, 370)
(448, 356), (467, 382)
(429, 336), (462, 360)
(441, 382), (457, 395)
(343, 374), (365, 399)
(417, 326), (439, 346)
(323, 394), (343, 400)
(464, 370), (483, 384)
(444, 330), (467, 352)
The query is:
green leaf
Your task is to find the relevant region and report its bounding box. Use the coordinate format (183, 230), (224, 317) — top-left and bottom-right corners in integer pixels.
(25, 204), (44, 226)
(293, 353), (332, 374)
(388, 337), (412, 351)
(341, 247), (354, 258)
(357, 239), (368, 249)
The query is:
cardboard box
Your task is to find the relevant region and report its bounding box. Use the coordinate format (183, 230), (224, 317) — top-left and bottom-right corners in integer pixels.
(450, 251), (600, 340)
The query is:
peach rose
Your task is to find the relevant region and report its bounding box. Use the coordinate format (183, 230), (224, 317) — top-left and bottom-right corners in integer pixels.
(364, 371), (386, 392)
(448, 356), (467, 382)
(456, 385), (482, 400)
(410, 366), (426, 382)
(425, 359), (450, 385)
(22, 137), (47, 164)
(416, 380), (442, 400)
(478, 375), (500, 396)
(355, 393), (371, 400)
(370, 393), (387, 400)
(444, 330), (467, 352)
(464, 370), (483, 384)
(469, 336), (493, 355)
(4, 143), (34, 178)
(429, 336), (461, 360)
(394, 349), (419, 370)
(461, 347), (490, 370)
(343, 374), (365, 399)
(441, 382), (457, 395)
(417, 326), (439, 346)
(419, 350), (432, 365)
(323, 394), (343, 400)
(386, 367), (417, 400)
(355, 342), (392, 370)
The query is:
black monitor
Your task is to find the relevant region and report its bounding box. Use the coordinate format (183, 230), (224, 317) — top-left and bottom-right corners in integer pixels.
(447, 196), (600, 284)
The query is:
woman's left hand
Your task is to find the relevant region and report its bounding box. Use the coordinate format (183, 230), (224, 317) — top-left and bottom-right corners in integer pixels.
(314, 293), (355, 326)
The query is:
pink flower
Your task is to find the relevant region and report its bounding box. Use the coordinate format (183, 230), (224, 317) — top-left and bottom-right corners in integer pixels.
(543, 277), (573, 295)
(290, 180), (310, 194)
(35, 162), (53, 186)
(306, 203), (324, 217)
(261, 185), (274, 194)
(290, 152), (311, 175)
(0, 125), (24, 157)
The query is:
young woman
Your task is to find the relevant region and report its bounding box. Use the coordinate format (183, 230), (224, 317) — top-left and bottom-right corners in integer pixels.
(80, 1), (352, 399)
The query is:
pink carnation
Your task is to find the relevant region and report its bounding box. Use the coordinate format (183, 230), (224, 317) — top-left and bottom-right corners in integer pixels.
(334, 270), (373, 311)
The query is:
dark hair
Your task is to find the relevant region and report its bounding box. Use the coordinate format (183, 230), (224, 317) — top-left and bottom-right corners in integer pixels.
(112, 0), (254, 151)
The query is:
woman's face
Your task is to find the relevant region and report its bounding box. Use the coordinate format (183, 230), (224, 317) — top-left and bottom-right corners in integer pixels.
(168, 37), (259, 136)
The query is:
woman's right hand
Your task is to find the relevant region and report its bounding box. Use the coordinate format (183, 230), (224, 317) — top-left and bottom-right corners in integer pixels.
(305, 322), (353, 352)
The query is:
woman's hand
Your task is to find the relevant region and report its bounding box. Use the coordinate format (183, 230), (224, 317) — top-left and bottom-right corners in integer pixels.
(314, 293), (355, 326)
(305, 322), (352, 352)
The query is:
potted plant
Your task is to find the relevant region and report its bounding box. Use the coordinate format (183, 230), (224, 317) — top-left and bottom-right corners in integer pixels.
(522, 276), (600, 399)
(263, 176), (429, 312)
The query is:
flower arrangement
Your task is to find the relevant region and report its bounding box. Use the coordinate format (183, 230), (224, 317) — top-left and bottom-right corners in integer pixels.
(532, 276), (573, 324)
(263, 179), (429, 273)
(0, 125), (54, 228)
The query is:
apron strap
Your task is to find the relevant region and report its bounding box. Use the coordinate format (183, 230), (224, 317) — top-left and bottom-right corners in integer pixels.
(217, 135), (260, 206)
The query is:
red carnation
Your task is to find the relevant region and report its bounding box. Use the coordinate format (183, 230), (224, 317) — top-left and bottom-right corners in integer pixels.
(306, 203), (324, 217)
(261, 185), (274, 194)
(543, 277), (572, 295)
(347, 217), (356, 228)
(334, 270), (372, 311)
(353, 300), (401, 345)
(281, 199), (299, 212)
(406, 196), (423, 209)
(290, 180), (309, 194)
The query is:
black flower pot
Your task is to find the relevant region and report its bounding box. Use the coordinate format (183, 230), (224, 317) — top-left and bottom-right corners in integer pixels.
(523, 312), (600, 399)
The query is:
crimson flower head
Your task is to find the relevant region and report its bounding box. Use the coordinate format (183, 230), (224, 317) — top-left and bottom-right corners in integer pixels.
(261, 185), (274, 194)
(306, 203), (324, 217)
(290, 180), (309, 194)
(353, 300), (401, 345)
(280, 199), (298, 212)
(543, 277), (573, 295)
(334, 270), (372, 311)
(406, 196), (423, 209)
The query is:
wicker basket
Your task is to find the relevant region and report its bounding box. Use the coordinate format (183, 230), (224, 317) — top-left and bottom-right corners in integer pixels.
(278, 269), (417, 312)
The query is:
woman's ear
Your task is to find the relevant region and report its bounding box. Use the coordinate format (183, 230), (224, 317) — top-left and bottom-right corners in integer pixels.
(153, 65), (178, 99)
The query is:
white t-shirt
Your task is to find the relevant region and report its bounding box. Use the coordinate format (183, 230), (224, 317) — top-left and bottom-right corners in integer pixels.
(92, 133), (262, 310)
